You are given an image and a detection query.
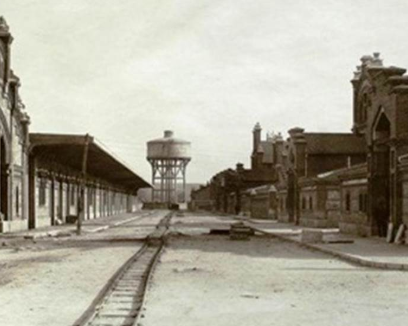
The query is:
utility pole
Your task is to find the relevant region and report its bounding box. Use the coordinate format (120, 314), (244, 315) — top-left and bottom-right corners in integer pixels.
(77, 134), (90, 235)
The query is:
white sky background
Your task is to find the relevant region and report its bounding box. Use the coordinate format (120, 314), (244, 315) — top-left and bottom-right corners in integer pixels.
(1, 0), (407, 183)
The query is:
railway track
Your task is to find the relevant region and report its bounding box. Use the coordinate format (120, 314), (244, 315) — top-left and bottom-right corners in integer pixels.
(73, 212), (173, 326)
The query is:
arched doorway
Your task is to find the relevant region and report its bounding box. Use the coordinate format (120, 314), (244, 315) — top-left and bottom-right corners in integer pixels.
(371, 112), (391, 237)
(0, 137), (8, 221)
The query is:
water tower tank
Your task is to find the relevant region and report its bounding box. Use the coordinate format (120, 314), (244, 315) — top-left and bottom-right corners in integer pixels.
(147, 130), (191, 160)
(146, 131), (191, 205)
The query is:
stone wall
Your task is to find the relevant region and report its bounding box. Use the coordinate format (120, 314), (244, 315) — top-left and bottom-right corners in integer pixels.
(338, 179), (370, 236)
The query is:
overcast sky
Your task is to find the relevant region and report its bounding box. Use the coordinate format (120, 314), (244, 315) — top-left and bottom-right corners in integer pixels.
(1, 1), (408, 183)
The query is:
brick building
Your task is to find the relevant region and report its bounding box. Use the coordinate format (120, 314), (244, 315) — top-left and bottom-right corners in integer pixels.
(350, 53), (408, 236)
(0, 17), (31, 232)
(191, 123), (278, 214)
(280, 53), (408, 238)
(277, 128), (366, 224)
(194, 52), (408, 241)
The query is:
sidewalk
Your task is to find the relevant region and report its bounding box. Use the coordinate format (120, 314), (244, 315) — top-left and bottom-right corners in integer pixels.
(241, 218), (408, 271)
(0, 210), (155, 241)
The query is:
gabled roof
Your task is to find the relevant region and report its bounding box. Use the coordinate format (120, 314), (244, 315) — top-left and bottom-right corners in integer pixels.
(304, 133), (366, 155)
(29, 133), (151, 193)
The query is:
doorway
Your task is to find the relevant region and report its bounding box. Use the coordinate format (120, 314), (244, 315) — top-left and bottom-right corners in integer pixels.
(1, 137), (8, 221)
(372, 112), (391, 237)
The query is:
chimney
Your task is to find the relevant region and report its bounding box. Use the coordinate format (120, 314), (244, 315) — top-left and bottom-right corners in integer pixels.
(164, 130), (174, 138)
(236, 163), (244, 173)
(253, 122), (262, 153)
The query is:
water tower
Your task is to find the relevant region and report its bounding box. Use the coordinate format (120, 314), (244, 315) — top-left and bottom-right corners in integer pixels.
(147, 131), (191, 204)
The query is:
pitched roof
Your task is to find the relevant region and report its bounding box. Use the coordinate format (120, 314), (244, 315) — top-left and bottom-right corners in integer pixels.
(304, 133), (366, 155)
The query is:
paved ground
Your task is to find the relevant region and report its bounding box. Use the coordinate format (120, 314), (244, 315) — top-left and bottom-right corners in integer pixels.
(141, 235), (408, 326)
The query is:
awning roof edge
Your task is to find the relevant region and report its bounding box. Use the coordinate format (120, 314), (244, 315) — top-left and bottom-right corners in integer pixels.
(29, 133), (151, 192)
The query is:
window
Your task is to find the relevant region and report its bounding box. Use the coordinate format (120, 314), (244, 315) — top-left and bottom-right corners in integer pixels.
(359, 193), (367, 213)
(39, 179), (46, 207)
(309, 197), (313, 211)
(345, 192), (351, 212)
(15, 186), (19, 215)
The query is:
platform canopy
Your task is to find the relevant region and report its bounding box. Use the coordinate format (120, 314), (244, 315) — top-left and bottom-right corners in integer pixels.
(29, 133), (151, 193)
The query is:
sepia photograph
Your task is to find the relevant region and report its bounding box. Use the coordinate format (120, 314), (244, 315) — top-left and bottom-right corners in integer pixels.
(0, 1), (408, 325)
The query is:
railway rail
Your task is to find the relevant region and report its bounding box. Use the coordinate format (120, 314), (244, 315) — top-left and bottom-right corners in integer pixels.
(73, 211), (173, 326)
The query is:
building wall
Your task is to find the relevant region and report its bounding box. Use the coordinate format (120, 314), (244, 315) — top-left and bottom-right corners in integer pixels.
(298, 182), (341, 228)
(30, 169), (141, 229)
(326, 186), (341, 227)
(240, 193), (250, 216)
(190, 185), (214, 211)
(250, 191), (277, 219)
(338, 179), (369, 236)
(299, 185), (323, 227)
(277, 190), (289, 222)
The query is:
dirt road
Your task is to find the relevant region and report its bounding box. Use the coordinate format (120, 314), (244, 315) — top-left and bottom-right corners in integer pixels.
(0, 211), (169, 326)
(140, 235), (408, 326)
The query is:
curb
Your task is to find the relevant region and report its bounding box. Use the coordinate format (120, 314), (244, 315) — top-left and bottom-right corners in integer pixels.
(248, 224), (408, 271)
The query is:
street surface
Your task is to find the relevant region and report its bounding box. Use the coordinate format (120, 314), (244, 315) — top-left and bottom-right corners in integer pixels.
(142, 235), (408, 326)
(0, 210), (407, 326)
(0, 210), (168, 326)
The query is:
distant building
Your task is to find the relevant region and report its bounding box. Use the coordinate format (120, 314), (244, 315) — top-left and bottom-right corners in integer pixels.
(191, 123), (277, 214)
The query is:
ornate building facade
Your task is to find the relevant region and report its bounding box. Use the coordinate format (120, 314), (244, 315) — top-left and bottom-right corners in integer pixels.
(0, 17), (31, 232)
